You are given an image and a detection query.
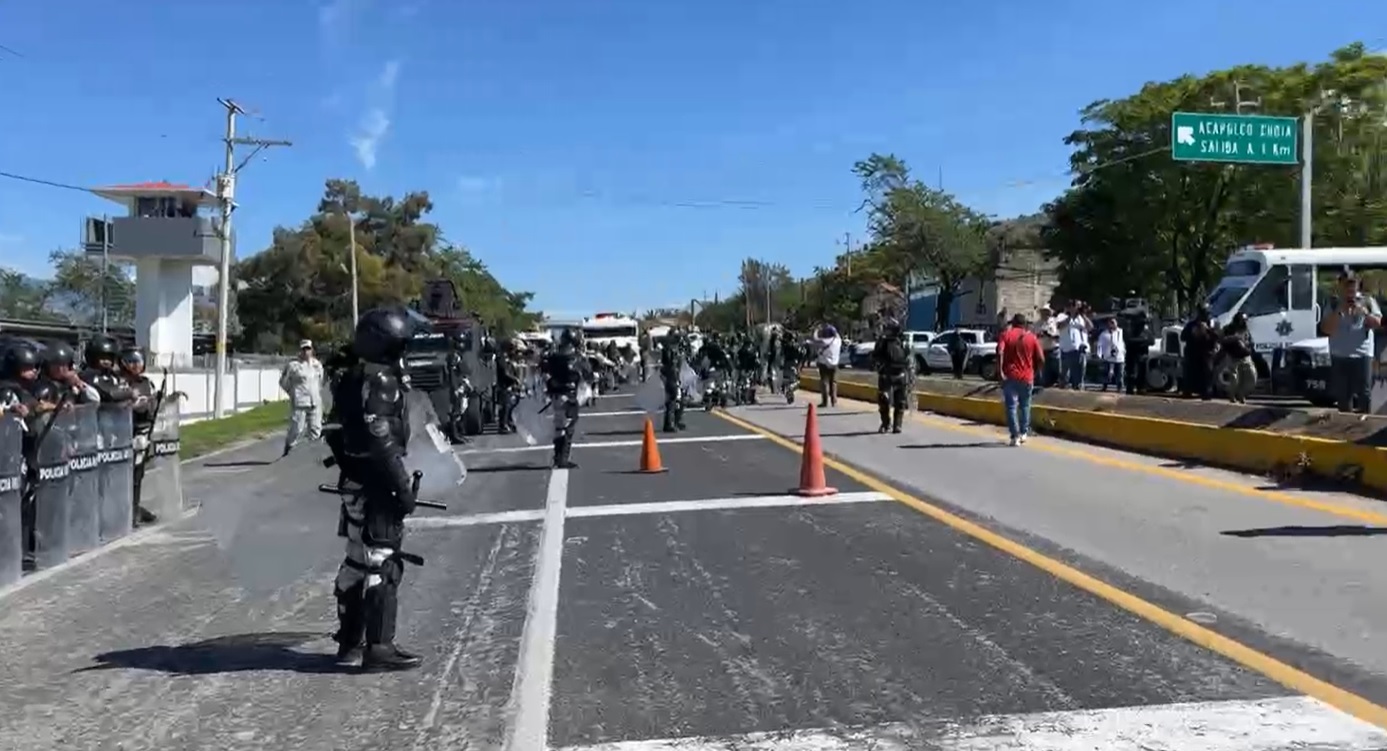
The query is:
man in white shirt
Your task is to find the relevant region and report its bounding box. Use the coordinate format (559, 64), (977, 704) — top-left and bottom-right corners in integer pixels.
(1056, 301), (1092, 390)
(815, 324), (842, 407)
(280, 339), (325, 457)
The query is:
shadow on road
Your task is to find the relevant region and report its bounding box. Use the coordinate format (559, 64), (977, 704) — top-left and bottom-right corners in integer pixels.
(1222, 525), (1387, 538)
(78, 632), (351, 675)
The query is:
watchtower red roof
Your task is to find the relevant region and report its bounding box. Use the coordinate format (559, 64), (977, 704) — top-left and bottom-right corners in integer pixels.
(91, 181), (219, 206)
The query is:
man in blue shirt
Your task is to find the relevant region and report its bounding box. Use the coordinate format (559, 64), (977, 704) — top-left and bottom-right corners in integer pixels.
(1319, 271), (1382, 414)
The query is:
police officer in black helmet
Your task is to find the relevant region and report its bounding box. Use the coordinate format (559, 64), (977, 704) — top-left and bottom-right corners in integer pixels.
(327, 307), (424, 671)
(540, 327), (592, 469)
(30, 341), (99, 407)
(0, 340), (42, 417)
(80, 334), (133, 404)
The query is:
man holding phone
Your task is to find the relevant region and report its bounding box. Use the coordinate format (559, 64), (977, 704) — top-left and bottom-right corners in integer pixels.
(1319, 271), (1382, 414)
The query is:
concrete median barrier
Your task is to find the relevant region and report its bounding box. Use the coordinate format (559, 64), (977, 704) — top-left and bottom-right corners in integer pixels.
(799, 373), (1387, 496)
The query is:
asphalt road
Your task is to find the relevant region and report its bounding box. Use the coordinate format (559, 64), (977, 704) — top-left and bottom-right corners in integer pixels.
(1, 383), (1384, 749)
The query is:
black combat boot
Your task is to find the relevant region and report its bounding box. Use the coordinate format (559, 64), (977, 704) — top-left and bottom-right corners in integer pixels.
(892, 406), (904, 434)
(361, 643), (422, 671)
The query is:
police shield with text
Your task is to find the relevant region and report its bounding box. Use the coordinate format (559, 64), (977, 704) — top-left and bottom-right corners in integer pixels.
(872, 318), (912, 434)
(327, 307), (426, 671)
(540, 328), (591, 469)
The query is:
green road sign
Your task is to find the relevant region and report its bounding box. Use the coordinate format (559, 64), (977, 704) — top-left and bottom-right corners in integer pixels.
(1170, 112), (1300, 165)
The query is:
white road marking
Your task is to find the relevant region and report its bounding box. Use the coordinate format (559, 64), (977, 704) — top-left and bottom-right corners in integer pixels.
(406, 492), (891, 530)
(406, 509), (547, 529)
(554, 696), (1387, 750)
(584, 410), (648, 417)
(567, 492), (891, 519)
(458, 434), (765, 455)
(501, 468), (569, 751)
(594, 392), (634, 399)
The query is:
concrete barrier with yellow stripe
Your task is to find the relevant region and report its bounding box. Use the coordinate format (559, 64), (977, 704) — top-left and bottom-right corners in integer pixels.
(798, 373), (1387, 495)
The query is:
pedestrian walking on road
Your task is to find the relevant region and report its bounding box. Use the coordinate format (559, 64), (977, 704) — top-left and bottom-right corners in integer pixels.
(1096, 317), (1125, 392)
(997, 313), (1043, 446)
(280, 339), (324, 457)
(815, 324), (842, 408)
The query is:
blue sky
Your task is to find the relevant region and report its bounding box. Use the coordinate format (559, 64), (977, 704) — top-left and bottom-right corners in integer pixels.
(0, 0), (1379, 318)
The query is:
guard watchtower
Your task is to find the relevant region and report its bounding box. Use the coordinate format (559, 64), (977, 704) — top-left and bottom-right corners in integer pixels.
(85, 181), (231, 367)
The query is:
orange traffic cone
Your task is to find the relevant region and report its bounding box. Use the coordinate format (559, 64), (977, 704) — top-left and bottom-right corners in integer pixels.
(637, 417), (669, 474)
(792, 403), (837, 497)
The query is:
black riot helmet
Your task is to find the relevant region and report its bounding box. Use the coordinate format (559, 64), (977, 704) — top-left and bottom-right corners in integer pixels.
(84, 334), (120, 369)
(119, 345), (146, 374)
(352, 307), (416, 365)
(40, 340), (77, 370)
(1, 340), (40, 379)
(558, 328), (578, 348)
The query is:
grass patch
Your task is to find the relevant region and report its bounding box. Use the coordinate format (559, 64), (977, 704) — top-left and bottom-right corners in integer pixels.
(180, 400), (291, 459)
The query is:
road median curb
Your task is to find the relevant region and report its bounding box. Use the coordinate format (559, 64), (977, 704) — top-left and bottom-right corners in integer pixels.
(800, 374), (1387, 495)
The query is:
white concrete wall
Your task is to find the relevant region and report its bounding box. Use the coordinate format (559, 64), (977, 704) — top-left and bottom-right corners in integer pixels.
(159, 364), (289, 424)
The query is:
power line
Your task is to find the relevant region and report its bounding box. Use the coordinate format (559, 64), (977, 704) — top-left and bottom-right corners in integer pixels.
(0, 169), (91, 193)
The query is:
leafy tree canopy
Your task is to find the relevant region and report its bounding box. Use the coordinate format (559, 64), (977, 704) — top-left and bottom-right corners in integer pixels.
(234, 179), (539, 352)
(1043, 43), (1387, 313)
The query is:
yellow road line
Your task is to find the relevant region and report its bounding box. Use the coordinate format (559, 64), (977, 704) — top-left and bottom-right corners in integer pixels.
(815, 384), (1387, 527)
(711, 406), (1387, 730)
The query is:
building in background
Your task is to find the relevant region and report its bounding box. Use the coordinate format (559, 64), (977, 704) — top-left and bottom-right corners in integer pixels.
(906, 247), (1060, 332)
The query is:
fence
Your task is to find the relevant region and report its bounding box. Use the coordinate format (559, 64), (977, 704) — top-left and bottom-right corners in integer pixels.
(0, 399), (185, 588)
(154, 358), (291, 424)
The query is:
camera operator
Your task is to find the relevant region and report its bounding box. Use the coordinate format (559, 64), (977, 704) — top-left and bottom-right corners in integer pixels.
(1320, 271), (1381, 414)
(1056, 300), (1093, 390)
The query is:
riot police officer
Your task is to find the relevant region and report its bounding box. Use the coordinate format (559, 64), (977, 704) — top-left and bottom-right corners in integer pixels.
(80, 334), (133, 404)
(659, 327), (689, 433)
(0, 341), (40, 418)
(872, 318), (912, 433)
(118, 347), (160, 525)
(495, 338), (522, 434)
(540, 328), (591, 469)
(30, 341), (99, 407)
(327, 307), (424, 671)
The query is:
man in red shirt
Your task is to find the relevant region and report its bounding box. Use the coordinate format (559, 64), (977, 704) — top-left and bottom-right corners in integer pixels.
(996, 312), (1044, 446)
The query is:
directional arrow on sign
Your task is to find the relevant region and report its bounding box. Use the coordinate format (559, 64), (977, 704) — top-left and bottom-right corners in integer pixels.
(1176, 126), (1195, 145)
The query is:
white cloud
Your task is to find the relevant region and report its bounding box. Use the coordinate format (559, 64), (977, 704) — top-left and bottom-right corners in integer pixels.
(318, 0), (370, 38)
(456, 176), (492, 193)
(348, 59), (401, 170)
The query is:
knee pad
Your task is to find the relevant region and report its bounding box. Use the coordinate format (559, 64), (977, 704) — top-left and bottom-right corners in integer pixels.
(363, 546), (397, 589)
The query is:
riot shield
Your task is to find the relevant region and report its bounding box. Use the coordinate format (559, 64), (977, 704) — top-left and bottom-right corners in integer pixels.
(513, 395), (554, 447)
(139, 398), (184, 522)
(66, 402), (102, 553)
(98, 404), (135, 542)
(0, 416), (23, 587)
(635, 372), (666, 414)
(680, 363), (701, 405)
(404, 390), (467, 503)
(32, 408), (74, 570)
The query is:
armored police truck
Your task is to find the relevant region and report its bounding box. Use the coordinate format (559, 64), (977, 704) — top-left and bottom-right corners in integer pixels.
(403, 280), (498, 440)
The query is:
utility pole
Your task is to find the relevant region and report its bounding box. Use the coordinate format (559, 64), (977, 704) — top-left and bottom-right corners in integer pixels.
(347, 210), (359, 325)
(839, 232), (853, 276)
(212, 98), (292, 420)
(99, 214), (110, 333)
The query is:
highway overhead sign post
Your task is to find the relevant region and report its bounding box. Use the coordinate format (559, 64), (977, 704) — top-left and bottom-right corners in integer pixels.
(1170, 112), (1300, 165)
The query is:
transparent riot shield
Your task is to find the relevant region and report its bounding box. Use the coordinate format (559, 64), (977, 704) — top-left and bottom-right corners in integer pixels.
(139, 399), (184, 522)
(513, 394), (554, 447)
(403, 390), (467, 503)
(98, 404), (135, 542)
(66, 402), (103, 553)
(635, 372), (666, 414)
(32, 408), (75, 570)
(680, 362), (702, 406)
(0, 416), (23, 587)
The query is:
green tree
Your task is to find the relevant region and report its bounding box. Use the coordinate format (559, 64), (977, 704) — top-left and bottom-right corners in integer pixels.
(47, 249), (136, 326)
(0, 268), (59, 320)
(235, 179), (537, 351)
(853, 153), (992, 330)
(1043, 43), (1387, 314)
